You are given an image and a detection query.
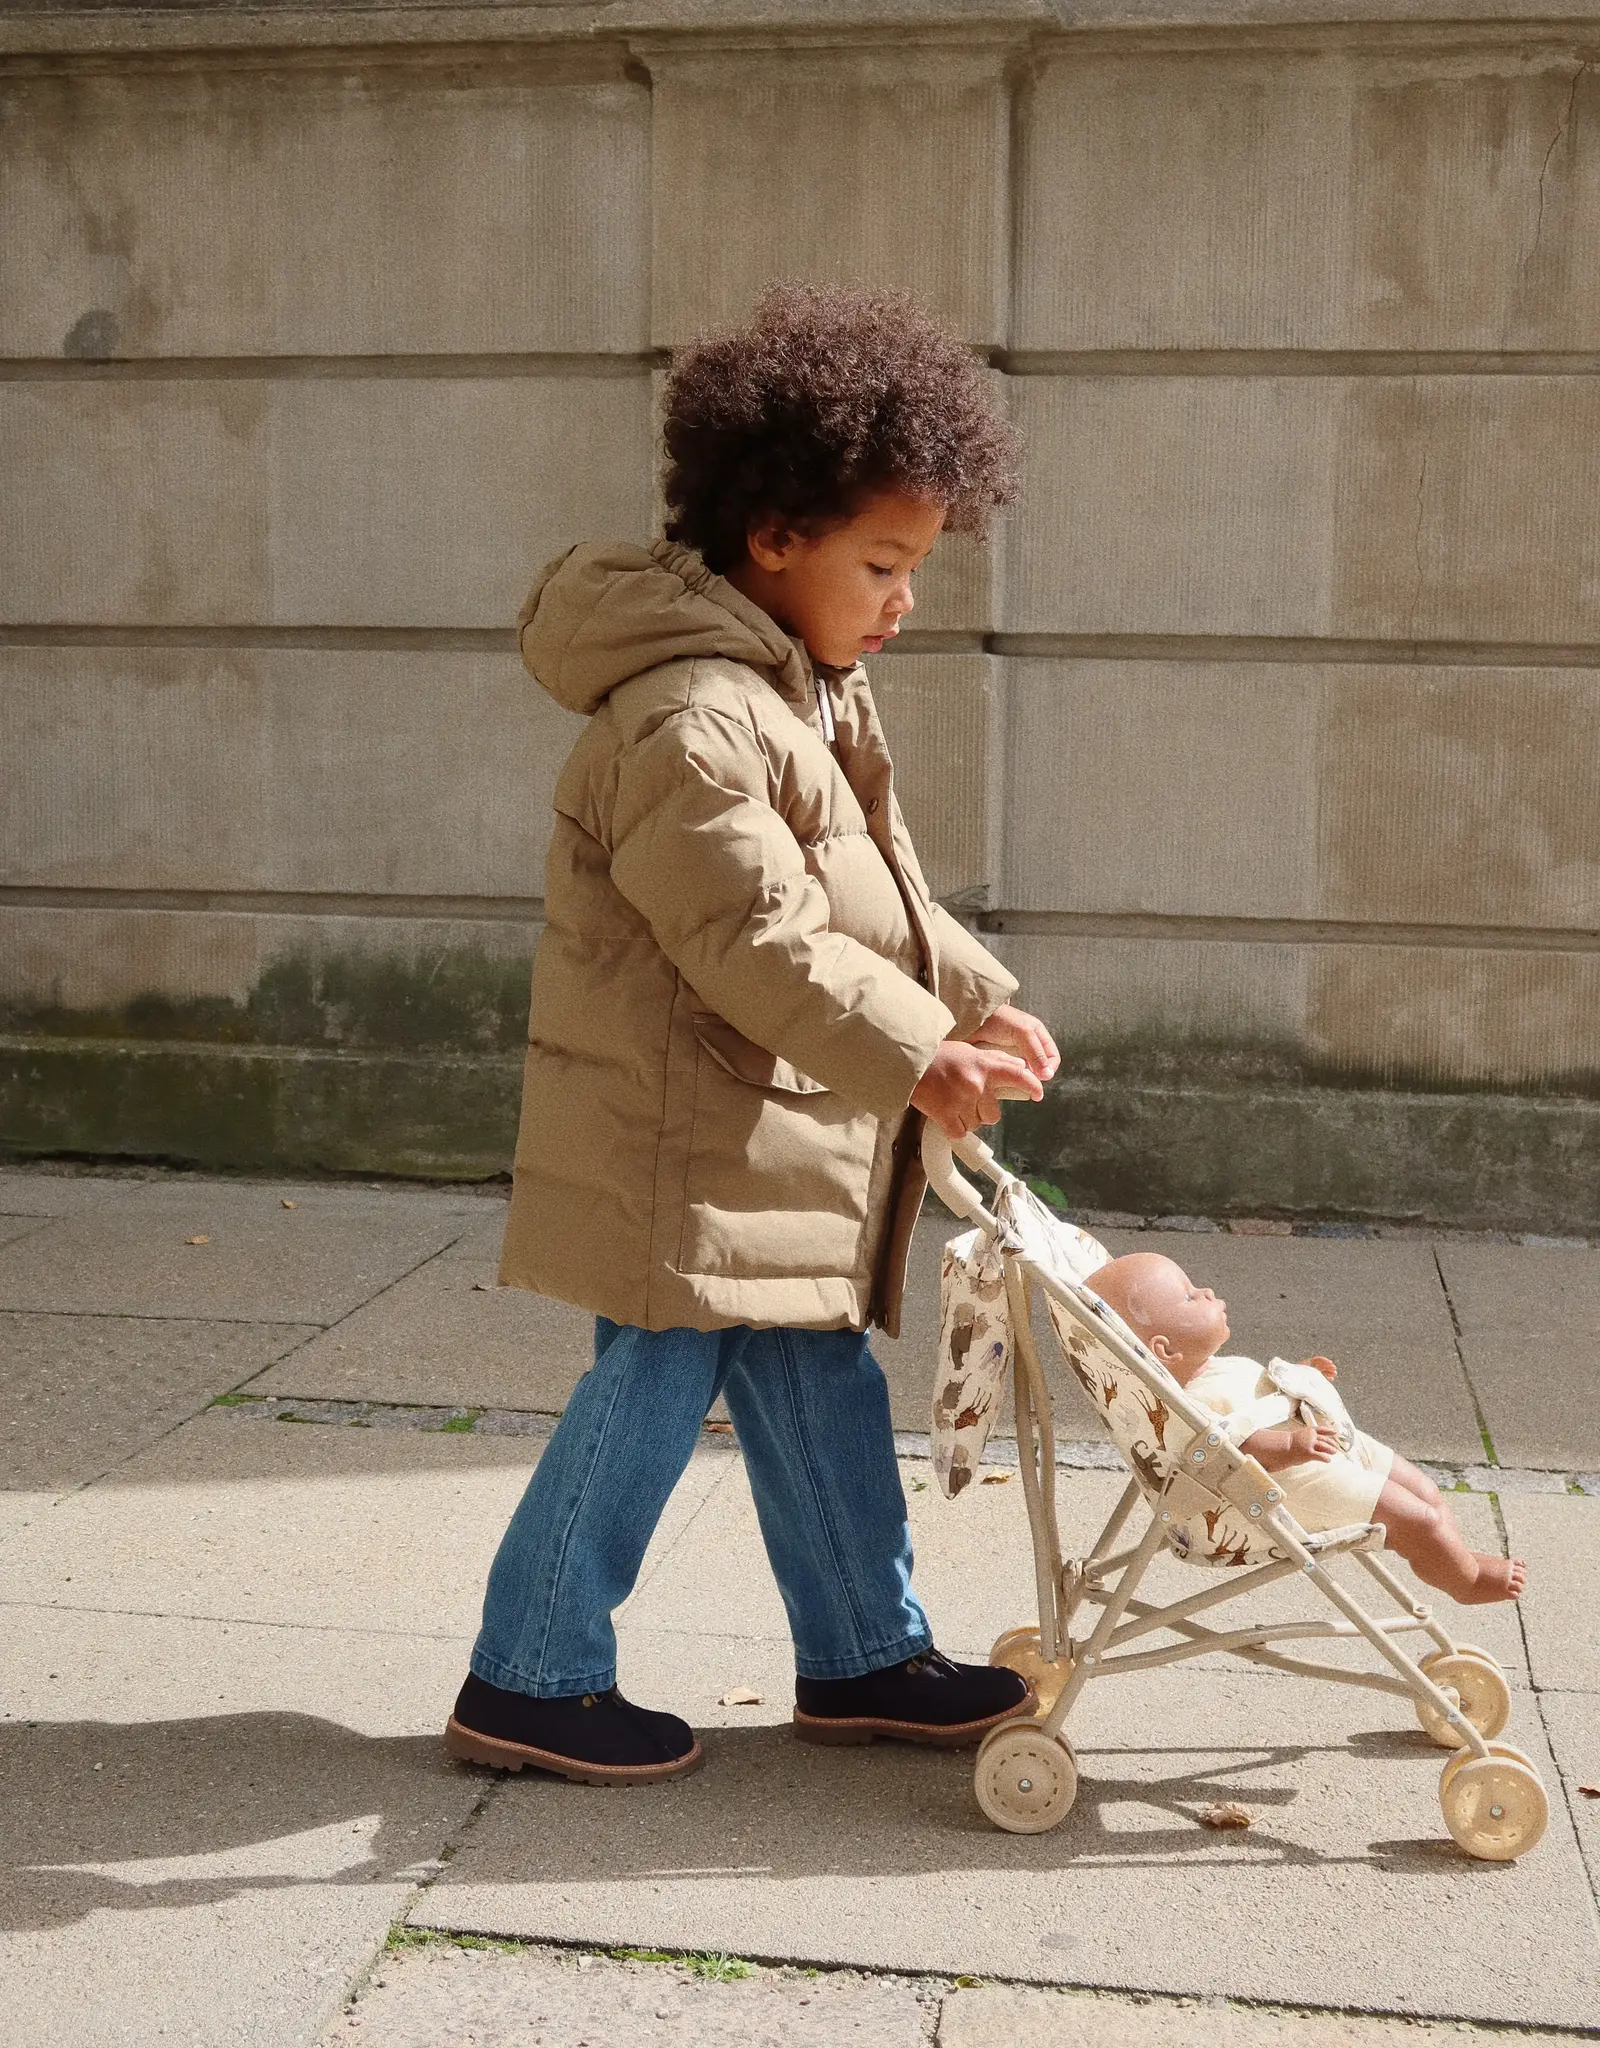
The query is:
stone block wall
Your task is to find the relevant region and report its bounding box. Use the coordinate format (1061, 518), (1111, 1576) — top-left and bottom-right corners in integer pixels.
(3, 2), (1598, 1227)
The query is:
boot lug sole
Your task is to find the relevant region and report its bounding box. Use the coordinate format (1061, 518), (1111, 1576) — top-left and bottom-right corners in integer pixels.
(792, 1691), (1036, 1751)
(444, 1716), (703, 1786)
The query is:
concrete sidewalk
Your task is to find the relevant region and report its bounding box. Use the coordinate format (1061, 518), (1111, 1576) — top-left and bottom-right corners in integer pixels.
(1, 1162), (1597, 2045)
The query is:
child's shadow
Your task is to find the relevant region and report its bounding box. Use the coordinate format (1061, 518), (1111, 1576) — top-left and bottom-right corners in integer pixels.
(1, 1709), (1469, 1933)
(0, 1711), (469, 1933)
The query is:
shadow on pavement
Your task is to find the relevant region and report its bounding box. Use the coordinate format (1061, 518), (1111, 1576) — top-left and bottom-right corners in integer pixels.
(1, 1707), (1483, 1937)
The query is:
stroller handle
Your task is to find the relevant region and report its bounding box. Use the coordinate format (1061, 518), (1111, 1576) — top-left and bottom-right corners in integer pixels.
(919, 1118), (1015, 1231)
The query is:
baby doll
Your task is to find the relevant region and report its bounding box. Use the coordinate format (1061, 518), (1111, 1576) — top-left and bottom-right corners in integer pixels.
(1086, 1252), (1526, 1605)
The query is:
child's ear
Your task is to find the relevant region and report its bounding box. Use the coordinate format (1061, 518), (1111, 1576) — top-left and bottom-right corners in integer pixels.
(1149, 1334), (1177, 1364)
(746, 517), (799, 572)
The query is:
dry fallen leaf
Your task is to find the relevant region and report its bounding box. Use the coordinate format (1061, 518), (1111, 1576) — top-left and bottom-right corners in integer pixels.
(1580, 1784), (1600, 1799)
(705, 1420), (734, 1435)
(1199, 1802), (1252, 1830)
(280, 1199), (298, 1210)
(719, 1687), (762, 1707)
(184, 1235), (209, 1246)
(471, 1281), (491, 1291)
(981, 1471), (1011, 1485)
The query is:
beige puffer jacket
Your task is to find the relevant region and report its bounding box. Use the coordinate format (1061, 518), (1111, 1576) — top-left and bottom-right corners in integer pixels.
(497, 540), (1017, 1335)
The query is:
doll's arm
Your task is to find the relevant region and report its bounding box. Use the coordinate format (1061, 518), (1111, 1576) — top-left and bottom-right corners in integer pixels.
(1238, 1423), (1341, 1470)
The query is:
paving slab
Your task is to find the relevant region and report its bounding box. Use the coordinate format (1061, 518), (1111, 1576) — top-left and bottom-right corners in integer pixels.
(0, 1490), (59, 1550)
(937, 1984), (1599, 2046)
(0, 1181), (467, 1323)
(0, 1213), (49, 1249)
(260, 1212), (1008, 1436)
(1499, 1493), (1600, 1693)
(1435, 1242), (1600, 1470)
(0, 1311), (319, 1488)
(1538, 1690), (1600, 1903)
(1100, 1234), (1483, 1467)
(437, 1206), (512, 1262)
(249, 1253), (595, 1413)
(0, 1411), (730, 1646)
(419, 1663), (1597, 2027)
(621, 1456), (1533, 1693)
(1129, 1487), (1531, 1688)
(0, 1606), (483, 2048)
(332, 1941), (933, 2046)
(0, 1167), (152, 1215)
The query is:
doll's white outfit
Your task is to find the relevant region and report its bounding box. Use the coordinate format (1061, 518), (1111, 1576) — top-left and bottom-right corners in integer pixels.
(1182, 1354), (1395, 1532)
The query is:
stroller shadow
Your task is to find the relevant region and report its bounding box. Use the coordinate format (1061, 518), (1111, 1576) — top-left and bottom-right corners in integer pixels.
(464, 1720), (1483, 1882)
(0, 1707), (1489, 1932)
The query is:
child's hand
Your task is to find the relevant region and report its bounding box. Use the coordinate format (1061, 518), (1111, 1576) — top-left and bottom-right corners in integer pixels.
(911, 1041), (1042, 1140)
(966, 1004), (1060, 1083)
(1298, 1423), (1342, 1463)
(1299, 1354), (1338, 1380)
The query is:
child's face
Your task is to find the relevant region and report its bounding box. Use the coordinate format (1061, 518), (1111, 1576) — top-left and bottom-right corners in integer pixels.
(1087, 1252), (1230, 1382)
(738, 488), (945, 667)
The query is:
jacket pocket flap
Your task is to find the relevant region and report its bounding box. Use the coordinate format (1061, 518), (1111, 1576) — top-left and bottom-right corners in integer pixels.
(692, 1014), (828, 1096)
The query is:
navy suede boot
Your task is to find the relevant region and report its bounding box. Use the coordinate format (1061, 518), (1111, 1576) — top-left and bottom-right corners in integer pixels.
(446, 1672), (701, 1785)
(793, 1648), (1034, 1747)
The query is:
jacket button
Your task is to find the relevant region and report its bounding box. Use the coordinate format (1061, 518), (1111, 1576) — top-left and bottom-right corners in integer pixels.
(866, 796), (880, 813)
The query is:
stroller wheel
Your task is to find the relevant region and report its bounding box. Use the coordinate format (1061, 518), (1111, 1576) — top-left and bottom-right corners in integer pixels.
(1414, 1651), (1512, 1747)
(974, 1720), (1077, 1835)
(990, 1625), (1040, 1665)
(989, 1626), (1073, 1711)
(1438, 1745), (1548, 1861)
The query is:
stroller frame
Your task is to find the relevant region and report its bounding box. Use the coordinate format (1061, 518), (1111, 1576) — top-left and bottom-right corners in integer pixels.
(922, 1123), (1549, 1859)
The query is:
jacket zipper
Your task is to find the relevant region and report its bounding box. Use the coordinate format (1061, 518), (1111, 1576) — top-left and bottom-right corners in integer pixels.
(814, 672), (838, 751)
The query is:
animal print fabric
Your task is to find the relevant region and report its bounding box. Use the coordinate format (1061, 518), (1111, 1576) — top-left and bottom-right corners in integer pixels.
(934, 1183), (1286, 1564)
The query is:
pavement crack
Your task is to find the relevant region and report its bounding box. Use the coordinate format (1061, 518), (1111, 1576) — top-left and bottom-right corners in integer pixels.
(0, 1595), (474, 1644)
(1431, 1245), (1499, 1468)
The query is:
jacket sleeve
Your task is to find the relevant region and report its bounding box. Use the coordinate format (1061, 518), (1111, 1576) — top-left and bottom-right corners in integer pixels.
(924, 901), (1018, 1039)
(882, 791), (1018, 1036)
(606, 706), (956, 1120)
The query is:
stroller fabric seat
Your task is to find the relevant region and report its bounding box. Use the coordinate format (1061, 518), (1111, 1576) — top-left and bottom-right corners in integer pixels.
(935, 1181), (1293, 1566)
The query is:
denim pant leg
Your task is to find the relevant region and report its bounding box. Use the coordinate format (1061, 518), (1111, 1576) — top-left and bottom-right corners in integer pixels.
(722, 1326), (933, 1682)
(470, 1317), (725, 1697)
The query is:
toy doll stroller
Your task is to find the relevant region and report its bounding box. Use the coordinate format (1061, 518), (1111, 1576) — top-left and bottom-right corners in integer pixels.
(921, 1121), (1550, 1862)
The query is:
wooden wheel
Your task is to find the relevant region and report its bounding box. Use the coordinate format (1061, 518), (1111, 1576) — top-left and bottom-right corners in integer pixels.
(1414, 1652), (1512, 1748)
(1439, 1746), (1548, 1862)
(974, 1720), (1078, 1835)
(1440, 1739), (1537, 1793)
(1430, 1641), (1501, 1671)
(988, 1625), (1072, 1711)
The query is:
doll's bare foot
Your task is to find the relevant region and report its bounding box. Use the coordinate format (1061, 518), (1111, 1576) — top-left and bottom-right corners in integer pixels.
(1455, 1553), (1526, 1604)
(1373, 1478), (1525, 1604)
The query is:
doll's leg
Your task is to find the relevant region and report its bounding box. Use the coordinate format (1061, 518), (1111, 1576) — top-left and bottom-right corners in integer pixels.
(1372, 1471), (1526, 1604)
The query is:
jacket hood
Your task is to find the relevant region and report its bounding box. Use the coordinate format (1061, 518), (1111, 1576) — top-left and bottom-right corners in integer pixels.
(518, 540), (813, 716)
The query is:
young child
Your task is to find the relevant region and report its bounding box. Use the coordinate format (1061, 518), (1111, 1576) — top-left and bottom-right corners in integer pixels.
(1086, 1252), (1527, 1605)
(447, 285), (1059, 1785)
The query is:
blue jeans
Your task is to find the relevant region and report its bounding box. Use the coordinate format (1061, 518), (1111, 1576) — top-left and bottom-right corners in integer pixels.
(470, 1318), (933, 1695)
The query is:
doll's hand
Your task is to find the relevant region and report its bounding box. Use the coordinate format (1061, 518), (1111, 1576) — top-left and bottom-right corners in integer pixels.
(966, 1004), (1060, 1083)
(911, 1041), (1042, 1140)
(1299, 1354), (1338, 1381)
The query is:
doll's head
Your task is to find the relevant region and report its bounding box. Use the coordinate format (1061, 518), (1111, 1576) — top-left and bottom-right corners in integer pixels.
(1086, 1253), (1229, 1384)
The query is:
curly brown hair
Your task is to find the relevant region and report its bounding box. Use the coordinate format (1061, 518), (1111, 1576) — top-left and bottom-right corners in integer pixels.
(661, 283), (1020, 572)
